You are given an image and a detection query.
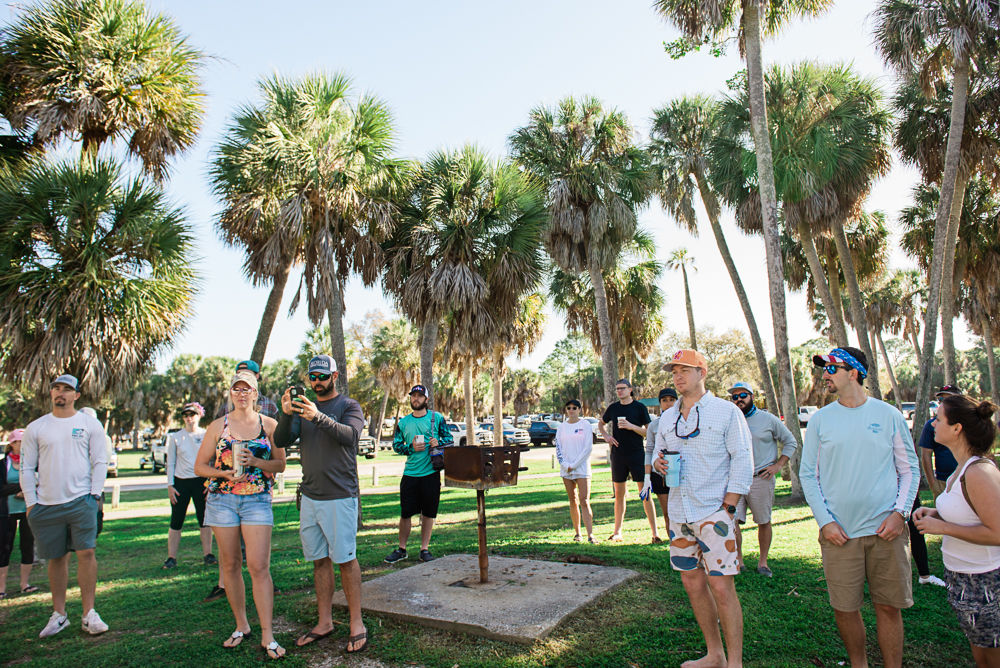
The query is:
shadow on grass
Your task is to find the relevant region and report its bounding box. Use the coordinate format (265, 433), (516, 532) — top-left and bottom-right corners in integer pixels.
(0, 478), (968, 668)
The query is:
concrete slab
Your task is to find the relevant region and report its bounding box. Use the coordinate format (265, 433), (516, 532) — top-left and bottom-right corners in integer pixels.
(332, 554), (638, 644)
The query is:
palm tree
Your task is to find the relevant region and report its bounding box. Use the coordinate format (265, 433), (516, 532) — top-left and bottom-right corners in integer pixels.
(711, 62), (893, 398)
(550, 231), (665, 385)
(211, 73), (404, 389)
(370, 318), (420, 447)
(384, 145), (547, 412)
(667, 248), (698, 349)
(859, 273), (911, 410)
(653, 0), (832, 439)
(891, 75), (1000, 384)
(0, 157), (197, 400)
(649, 95), (779, 412)
(508, 96), (653, 406)
(1, 0), (206, 180)
(873, 0), (999, 433)
(507, 369), (544, 417)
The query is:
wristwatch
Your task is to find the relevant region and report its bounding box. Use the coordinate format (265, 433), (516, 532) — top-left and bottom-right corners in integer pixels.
(722, 503), (736, 516)
(895, 508), (909, 522)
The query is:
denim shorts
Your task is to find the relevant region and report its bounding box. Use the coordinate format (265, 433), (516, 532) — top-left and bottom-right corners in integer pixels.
(204, 491), (273, 527)
(299, 496), (358, 564)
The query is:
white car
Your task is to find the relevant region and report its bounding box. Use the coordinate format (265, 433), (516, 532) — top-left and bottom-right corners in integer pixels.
(446, 422), (491, 447)
(583, 417), (605, 443)
(798, 406), (819, 427)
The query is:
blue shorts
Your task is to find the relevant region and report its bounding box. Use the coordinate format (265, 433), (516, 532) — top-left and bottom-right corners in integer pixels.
(299, 496), (358, 564)
(204, 492), (273, 527)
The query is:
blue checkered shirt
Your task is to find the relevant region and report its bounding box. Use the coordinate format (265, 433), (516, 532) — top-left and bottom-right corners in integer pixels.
(653, 391), (754, 523)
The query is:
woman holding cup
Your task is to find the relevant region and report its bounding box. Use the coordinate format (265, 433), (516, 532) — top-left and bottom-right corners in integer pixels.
(555, 400), (596, 543)
(195, 371), (287, 659)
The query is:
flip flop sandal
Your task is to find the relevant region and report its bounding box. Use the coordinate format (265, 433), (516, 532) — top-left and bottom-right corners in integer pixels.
(0, 592), (6, 600)
(20, 585), (39, 594)
(262, 641), (286, 659)
(573, 535), (582, 542)
(224, 629), (252, 648)
(607, 534), (623, 542)
(345, 631), (369, 654)
(295, 629), (332, 647)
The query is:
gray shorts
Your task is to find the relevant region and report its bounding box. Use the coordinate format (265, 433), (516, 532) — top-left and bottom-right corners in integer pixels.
(300, 496), (358, 564)
(736, 475), (775, 525)
(28, 494), (99, 559)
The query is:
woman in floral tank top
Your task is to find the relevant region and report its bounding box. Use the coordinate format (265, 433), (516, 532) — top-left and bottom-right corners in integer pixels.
(196, 370), (286, 659)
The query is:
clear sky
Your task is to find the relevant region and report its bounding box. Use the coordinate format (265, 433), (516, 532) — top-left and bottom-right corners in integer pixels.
(1, 0), (971, 372)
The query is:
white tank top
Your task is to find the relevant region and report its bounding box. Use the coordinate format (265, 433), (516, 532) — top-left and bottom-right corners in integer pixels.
(937, 456), (1000, 574)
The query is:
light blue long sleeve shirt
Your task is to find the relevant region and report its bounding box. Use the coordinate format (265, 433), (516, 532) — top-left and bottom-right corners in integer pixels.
(800, 398), (919, 538)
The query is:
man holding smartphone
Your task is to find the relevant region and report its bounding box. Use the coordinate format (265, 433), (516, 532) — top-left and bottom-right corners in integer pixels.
(273, 355), (369, 654)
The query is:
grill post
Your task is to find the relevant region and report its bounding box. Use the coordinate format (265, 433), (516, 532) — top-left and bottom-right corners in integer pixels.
(477, 489), (488, 583)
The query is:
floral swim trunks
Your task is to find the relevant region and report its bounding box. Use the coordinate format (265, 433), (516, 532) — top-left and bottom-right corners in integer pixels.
(668, 509), (740, 576)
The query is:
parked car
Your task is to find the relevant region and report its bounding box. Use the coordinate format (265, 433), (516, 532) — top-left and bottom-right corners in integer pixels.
(357, 433), (378, 459)
(105, 433), (118, 478)
(901, 402), (916, 419)
(478, 422), (531, 447)
(583, 417), (604, 443)
(139, 434), (168, 473)
(798, 406), (819, 427)
(446, 422), (490, 447)
(528, 420), (560, 446)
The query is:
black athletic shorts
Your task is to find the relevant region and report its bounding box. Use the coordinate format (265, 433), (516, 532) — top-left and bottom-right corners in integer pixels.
(610, 448), (645, 484)
(400, 472), (441, 519)
(651, 471), (669, 496)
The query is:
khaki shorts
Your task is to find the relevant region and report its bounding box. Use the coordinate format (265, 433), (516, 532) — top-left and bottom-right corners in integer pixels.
(819, 532), (913, 611)
(736, 475), (775, 525)
(668, 509), (740, 576)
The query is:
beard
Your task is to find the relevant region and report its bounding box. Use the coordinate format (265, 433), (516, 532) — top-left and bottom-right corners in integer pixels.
(739, 400), (753, 416)
(313, 380), (333, 396)
(410, 396), (427, 411)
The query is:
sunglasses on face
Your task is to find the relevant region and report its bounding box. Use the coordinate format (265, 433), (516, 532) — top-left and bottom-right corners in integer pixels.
(824, 364), (850, 375)
(182, 412), (198, 418)
(231, 387), (255, 396)
(309, 373), (331, 382)
(731, 393), (750, 401)
(565, 406), (579, 410)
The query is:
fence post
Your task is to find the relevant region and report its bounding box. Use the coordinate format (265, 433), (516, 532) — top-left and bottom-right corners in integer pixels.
(112, 484), (121, 509)
(372, 466), (379, 486)
(276, 472), (285, 495)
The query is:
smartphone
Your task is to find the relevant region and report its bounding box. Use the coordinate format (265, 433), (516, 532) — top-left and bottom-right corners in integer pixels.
(289, 386), (306, 412)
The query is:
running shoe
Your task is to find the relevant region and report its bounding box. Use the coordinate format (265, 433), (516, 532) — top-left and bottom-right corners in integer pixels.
(384, 547), (407, 564)
(203, 553), (218, 566)
(162, 557), (177, 569)
(203, 585), (226, 602)
(39, 612), (69, 638)
(419, 549), (436, 563)
(919, 574), (946, 587)
(81, 609), (109, 635)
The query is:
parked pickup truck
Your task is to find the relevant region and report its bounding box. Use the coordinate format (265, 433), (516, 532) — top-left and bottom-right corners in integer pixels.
(798, 406), (819, 427)
(528, 420), (560, 446)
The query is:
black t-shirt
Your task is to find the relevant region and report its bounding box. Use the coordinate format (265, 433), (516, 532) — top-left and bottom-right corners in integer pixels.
(602, 400), (651, 457)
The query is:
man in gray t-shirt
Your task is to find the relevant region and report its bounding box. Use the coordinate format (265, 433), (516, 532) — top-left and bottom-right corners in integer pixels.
(274, 355), (368, 653)
(728, 382), (799, 577)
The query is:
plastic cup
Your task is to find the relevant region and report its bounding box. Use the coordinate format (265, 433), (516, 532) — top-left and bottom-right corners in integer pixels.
(662, 451), (681, 488)
(617, 416), (626, 426)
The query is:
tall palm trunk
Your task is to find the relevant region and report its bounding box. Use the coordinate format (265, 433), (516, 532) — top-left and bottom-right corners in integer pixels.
(588, 255), (619, 407)
(493, 344), (504, 445)
(825, 246), (846, 335)
(464, 365), (476, 446)
(831, 219), (881, 399)
(912, 52), (970, 442)
(909, 319), (922, 365)
(327, 278), (350, 398)
(941, 173), (970, 385)
(798, 221), (849, 346)
(372, 390), (390, 452)
(250, 256), (295, 365)
(981, 310), (999, 418)
(875, 330), (902, 411)
(681, 264), (697, 349)
(694, 169), (779, 413)
(744, 2), (803, 500)
(420, 318), (438, 411)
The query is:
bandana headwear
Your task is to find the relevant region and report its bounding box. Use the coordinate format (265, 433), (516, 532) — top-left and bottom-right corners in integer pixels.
(813, 348), (867, 379)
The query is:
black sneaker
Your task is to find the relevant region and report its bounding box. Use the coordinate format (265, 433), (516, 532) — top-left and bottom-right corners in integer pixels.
(203, 553), (218, 566)
(384, 547), (408, 564)
(203, 585), (225, 602)
(161, 557), (177, 570)
(419, 549), (436, 563)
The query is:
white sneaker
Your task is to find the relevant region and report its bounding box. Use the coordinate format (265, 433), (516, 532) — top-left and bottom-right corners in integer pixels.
(39, 611), (70, 638)
(919, 574), (947, 587)
(81, 609), (109, 635)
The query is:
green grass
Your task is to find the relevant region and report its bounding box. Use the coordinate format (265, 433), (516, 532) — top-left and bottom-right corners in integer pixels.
(0, 477), (965, 667)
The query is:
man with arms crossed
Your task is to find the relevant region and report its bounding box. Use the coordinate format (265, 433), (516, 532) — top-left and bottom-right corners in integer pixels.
(653, 350), (753, 668)
(642, 387), (677, 536)
(274, 355), (369, 654)
(599, 379), (660, 543)
(22, 375), (109, 637)
(384, 384), (453, 564)
(800, 347), (919, 668)
(728, 381), (798, 577)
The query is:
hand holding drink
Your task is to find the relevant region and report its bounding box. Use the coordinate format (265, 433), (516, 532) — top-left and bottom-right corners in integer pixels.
(413, 434), (426, 452)
(661, 450), (681, 488)
(617, 416), (627, 430)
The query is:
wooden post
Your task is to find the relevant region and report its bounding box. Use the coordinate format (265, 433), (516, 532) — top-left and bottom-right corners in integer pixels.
(372, 466), (379, 486)
(551, 454), (556, 469)
(112, 484), (121, 509)
(276, 472), (284, 495)
(477, 489), (488, 583)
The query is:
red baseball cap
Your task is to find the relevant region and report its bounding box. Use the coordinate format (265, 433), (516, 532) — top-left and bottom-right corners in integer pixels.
(662, 349), (707, 372)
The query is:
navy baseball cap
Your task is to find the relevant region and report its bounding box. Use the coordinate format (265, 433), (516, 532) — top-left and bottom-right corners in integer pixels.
(308, 355), (337, 374)
(409, 385), (427, 396)
(236, 360), (260, 374)
(658, 388), (678, 400)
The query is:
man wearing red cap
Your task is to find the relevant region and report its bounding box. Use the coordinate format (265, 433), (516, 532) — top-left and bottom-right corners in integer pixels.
(652, 349), (753, 668)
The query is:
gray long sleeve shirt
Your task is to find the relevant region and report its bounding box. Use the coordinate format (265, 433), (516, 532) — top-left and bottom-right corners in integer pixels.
(274, 393), (364, 501)
(744, 408), (799, 474)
